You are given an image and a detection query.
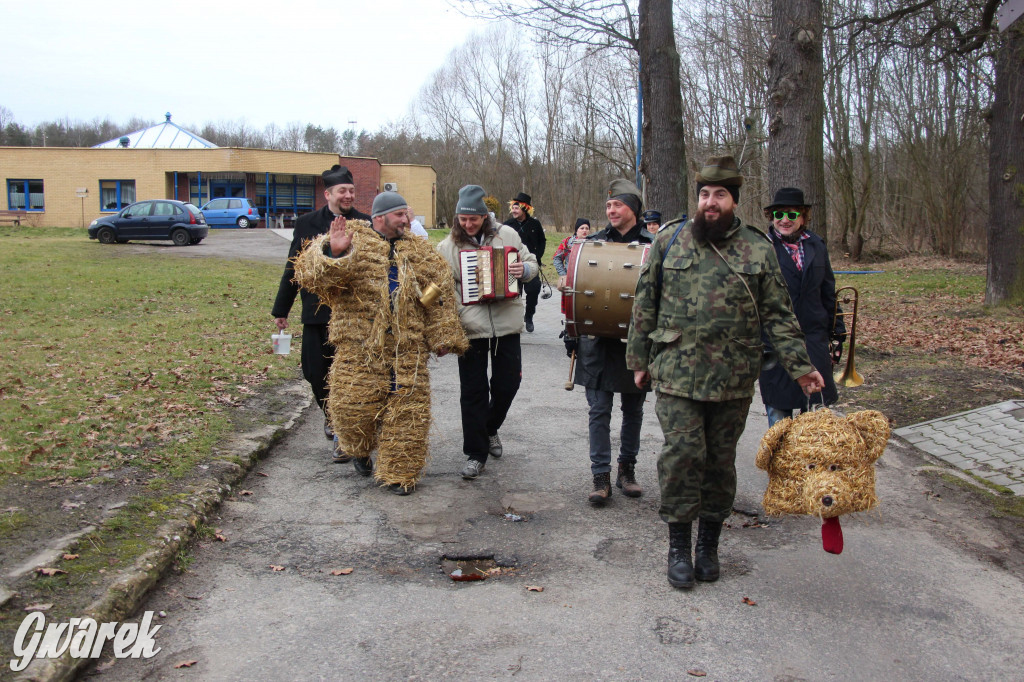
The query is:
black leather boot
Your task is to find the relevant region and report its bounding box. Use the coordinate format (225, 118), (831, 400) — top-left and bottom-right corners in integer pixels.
(694, 519), (723, 582)
(667, 522), (694, 589)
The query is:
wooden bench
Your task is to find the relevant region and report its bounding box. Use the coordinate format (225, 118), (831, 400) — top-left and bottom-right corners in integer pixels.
(0, 210), (27, 226)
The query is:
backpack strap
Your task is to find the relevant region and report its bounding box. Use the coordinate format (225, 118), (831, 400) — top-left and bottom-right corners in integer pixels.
(656, 218), (688, 291)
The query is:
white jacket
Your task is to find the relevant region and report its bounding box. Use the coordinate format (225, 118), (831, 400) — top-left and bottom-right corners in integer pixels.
(437, 224), (539, 339)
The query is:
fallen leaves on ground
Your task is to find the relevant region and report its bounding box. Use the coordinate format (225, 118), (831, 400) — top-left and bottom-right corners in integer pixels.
(269, 565), (285, 572)
(174, 660), (198, 669)
(742, 596), (757, 606)
(527, 585), (544, 592)
(35, 567), (66, 576)
(330, 568), (354, 576)
(62, 553), (79, 560)
(687, 670), (707, 678)
(24, 603), (53, 611)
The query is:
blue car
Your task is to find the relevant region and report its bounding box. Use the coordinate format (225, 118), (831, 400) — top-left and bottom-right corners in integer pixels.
(88, 200), (208, 246)
(200, 198), (262, 228)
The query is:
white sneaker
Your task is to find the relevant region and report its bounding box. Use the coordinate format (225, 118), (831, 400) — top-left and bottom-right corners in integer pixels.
(488, 434), (503, 459)
(461, 459), (485, 480)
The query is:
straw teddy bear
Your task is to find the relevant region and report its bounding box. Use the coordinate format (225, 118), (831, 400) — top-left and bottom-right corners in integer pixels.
(755, 408), (890, 554)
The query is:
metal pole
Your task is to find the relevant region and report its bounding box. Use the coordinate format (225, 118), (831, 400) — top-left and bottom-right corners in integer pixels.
(635, 59), (643, 188)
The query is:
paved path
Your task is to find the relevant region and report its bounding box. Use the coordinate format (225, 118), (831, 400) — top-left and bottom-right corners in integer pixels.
(895, 401), (1024, 496)
(93, 291), (1024, 681)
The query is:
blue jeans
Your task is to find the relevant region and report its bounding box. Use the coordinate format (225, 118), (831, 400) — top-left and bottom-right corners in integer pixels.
(586, 388), (644, 475)
(766, 405), (806, 427)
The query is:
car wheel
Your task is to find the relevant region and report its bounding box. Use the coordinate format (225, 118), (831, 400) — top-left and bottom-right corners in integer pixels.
(171, 229), (191, 246)
(236, 216), (251, 229)
(97, 227), (116, 244)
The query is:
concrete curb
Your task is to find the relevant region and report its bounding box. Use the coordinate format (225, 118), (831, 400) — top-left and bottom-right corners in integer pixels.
(16, 381), (311, 682)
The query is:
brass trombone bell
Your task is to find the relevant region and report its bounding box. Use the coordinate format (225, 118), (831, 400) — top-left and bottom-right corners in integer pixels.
(833, 286), (863, 387)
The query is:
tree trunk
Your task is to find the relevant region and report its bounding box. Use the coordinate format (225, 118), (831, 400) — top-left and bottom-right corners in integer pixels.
(767, 0), (826, 243)
(638, 0), (687, 221)
(987, 16), (1024, 305)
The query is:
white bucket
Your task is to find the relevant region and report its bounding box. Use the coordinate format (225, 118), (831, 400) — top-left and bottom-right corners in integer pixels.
(271, 332), (292, 355)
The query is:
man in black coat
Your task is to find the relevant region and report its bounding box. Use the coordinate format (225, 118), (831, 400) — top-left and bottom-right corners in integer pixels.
(503, 192), (546, 332)
(758, 187), (846, 426)
(272, 165), (371, 456)
(568, 179), (654, 505)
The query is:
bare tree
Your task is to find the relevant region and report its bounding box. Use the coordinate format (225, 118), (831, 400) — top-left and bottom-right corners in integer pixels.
(767, 0), (827, 241)
(456, 0), (687, 220)
(828, 0), (1018, 303)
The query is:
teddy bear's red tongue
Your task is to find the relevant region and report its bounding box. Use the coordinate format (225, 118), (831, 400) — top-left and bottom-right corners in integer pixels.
(822, 517), (844, 554)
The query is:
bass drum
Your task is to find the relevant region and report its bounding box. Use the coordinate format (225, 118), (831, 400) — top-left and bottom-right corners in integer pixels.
(564, 240), (651, 339)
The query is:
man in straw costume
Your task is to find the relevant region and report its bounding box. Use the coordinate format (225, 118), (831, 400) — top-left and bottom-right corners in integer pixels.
(272, 165), (371, 457)
(626, 155), (824, 588)
(293, 191), (468, 495)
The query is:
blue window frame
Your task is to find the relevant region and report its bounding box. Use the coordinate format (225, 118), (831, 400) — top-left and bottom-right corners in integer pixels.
(255, 174), (314, 216)
(7, 179), (44, 211)
(99, 180), (136, 211)
(188, 175), (208, 207)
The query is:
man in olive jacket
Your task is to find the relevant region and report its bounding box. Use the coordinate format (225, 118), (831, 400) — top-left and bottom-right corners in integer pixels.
(626, 155), (824, 589)
(271, 165), (370, 452)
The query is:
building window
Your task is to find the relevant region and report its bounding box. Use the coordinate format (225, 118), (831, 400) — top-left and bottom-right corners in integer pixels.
(189, 176), (208, 207)
(255, 174), (314, 217)
(7, 179), (44, 211)
(100, 180), (136, 211)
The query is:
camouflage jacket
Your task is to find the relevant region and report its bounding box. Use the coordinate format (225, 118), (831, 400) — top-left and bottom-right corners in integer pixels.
(625, 218), (813, 401)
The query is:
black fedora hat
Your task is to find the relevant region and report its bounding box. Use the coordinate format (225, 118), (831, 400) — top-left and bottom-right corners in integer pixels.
(511, 192), (532, 206)
(764, 187), (810, 211)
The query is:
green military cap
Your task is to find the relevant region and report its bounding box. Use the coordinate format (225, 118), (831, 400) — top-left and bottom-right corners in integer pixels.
(695, 155), (743, 187)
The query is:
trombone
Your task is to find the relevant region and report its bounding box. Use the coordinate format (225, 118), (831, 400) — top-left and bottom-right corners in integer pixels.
(832, 286), (863, 387)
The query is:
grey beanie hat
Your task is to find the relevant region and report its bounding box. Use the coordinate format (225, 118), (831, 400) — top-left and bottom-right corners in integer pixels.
(456, 185), (488, 216)
(371, 191), (408, 218)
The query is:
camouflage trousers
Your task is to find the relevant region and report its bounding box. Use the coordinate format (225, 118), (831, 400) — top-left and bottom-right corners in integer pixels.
(654, 392), (753, 524)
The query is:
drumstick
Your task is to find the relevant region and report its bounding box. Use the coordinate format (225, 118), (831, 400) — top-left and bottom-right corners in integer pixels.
(565, 350), (576, 391)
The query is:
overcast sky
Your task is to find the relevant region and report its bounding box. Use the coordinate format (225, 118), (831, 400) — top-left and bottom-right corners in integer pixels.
(1, 0), (482, 134)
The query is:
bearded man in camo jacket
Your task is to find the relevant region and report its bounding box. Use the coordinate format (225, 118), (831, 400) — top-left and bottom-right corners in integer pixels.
(626, 155), (824, 590)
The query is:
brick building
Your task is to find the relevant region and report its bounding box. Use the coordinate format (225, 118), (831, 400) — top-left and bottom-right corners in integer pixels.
(1, 118), (437, 229)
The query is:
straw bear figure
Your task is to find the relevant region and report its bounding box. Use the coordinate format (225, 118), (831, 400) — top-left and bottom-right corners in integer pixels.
(755, 408), (890, 553)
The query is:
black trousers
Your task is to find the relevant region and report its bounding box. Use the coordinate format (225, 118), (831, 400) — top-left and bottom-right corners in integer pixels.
(457, 335), (522, 463)
(300, 323), (334, 413)
(523, 277), (541, 321)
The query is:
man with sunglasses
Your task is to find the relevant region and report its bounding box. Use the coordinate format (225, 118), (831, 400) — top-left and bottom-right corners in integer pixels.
(626, 156), (824, 589)
(758, 187), (846, 427)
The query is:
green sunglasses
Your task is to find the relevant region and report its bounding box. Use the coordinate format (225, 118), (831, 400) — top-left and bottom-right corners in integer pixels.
(772, 210), (802, 220)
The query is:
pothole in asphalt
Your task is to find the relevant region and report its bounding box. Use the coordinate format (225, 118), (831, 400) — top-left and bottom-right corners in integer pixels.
(440, 554), (518, 582)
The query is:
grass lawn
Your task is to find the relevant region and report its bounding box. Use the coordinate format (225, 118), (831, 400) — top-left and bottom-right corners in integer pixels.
(0, 227), (297, 483)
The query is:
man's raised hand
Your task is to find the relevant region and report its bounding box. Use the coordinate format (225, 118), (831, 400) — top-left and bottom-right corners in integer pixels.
(329, 215), (352, 257)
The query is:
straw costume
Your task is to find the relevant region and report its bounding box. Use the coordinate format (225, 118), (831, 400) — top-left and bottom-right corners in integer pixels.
(756, 408), (889, 554)
(293, 205), (467, 493)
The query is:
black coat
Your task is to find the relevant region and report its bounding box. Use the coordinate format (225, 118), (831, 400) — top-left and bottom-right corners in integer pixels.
(573, 221), (654, 393)
(504, 215), (546, 261)
(758, 229), (846, 409)
(271, 204), (371, 325)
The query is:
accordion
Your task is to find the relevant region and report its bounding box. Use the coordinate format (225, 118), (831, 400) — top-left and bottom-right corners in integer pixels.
(459, 246), (520, 305)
